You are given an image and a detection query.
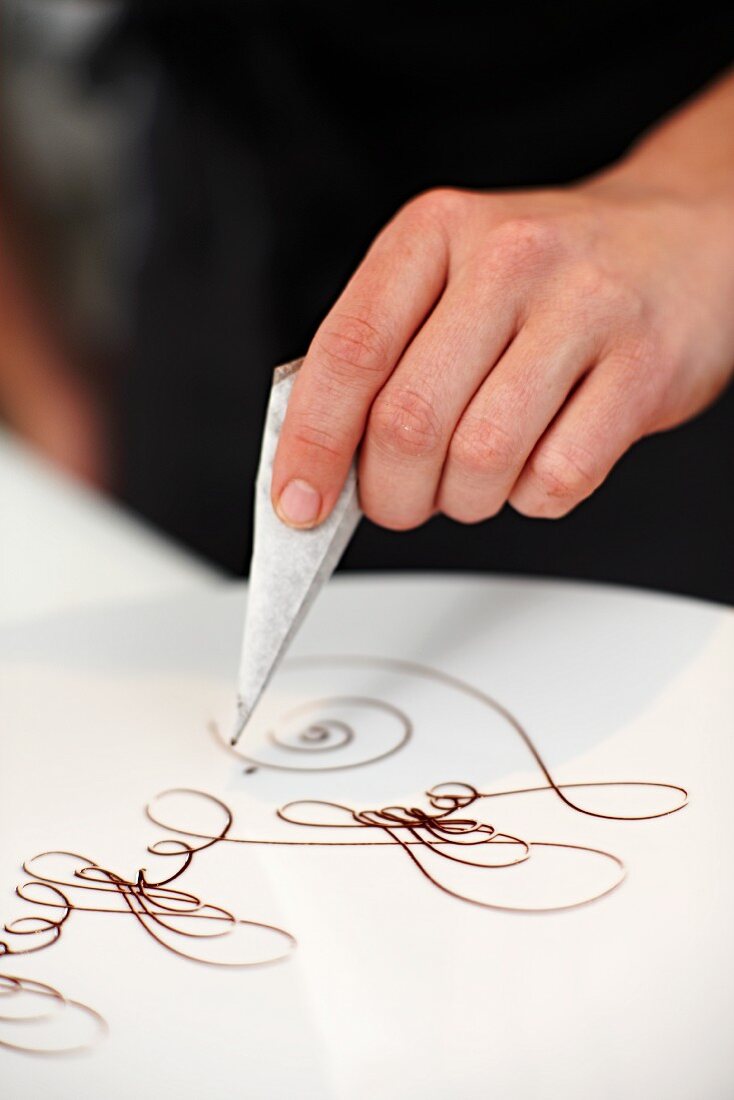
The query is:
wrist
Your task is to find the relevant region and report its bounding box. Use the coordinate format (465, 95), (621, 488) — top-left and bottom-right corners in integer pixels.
(578, 153), (734, 240)
(587, 70), (734, 208)
(600, 147), (734, 207)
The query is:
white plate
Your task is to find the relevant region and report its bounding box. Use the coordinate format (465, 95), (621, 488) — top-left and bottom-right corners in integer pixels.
(1, 576), (732, 1098)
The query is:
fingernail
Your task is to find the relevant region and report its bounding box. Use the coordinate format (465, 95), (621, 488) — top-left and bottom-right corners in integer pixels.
(276, 479), (322, 528)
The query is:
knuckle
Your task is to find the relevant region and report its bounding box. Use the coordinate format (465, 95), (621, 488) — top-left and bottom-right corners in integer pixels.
(614, 332), (663, 376)
(607, 335), (669, 429)
(490, 217), (561, 274)
(450, 417), (519, 479)
(314, 310), (391, 381)
(369, 386), (444, 461)
(570, 265), (619, 314)
(571, 262), (616, 300)
(405, 187), (465, 226)
(572, 264), (646, 324)
(527, 441), (598, 506)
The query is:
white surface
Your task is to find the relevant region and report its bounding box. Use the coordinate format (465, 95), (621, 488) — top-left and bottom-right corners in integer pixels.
(0, 429), (219, 627)
(1, 577), (733, 1098)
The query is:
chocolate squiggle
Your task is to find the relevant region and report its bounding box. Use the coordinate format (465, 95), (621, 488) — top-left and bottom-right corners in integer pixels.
(13, 849), (295, 967)
(237, 695), (412, 773)
(0, 974), (107, 1057)
(148, 764), (687, 915)
(277, 784), (628, 912)
(222, 656), (689, 815)
(1, 800), (295, 1055)
(2, 657), (689, 1056)
(206, 658), (687, 908)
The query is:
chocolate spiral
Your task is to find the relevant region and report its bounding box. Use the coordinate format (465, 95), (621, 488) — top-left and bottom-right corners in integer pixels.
(238, 696), (412, 772)
(271, 718), (354, 753)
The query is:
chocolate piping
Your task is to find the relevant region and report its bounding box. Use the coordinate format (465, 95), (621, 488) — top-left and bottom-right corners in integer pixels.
(2, 656), (687, 1055)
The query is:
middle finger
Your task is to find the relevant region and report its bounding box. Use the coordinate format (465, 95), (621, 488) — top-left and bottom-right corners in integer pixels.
(358, 275), (521, 529)
(437, 317), (601, 522)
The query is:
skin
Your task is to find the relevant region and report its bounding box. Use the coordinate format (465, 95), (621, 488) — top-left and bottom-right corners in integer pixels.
(273, 69), (734, 531)
(0, 228), (106, 487)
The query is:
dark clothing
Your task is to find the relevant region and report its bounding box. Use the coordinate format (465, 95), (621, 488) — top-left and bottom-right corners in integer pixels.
(102, 3), (734, 601)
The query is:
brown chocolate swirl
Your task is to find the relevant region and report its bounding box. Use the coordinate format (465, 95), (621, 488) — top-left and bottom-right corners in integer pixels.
(1, 793), (295, 1056)
(2, 657), (688, 1056)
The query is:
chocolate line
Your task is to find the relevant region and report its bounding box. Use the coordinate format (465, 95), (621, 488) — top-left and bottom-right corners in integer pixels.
(2, 655), (688, 1056)
(148, 774), (682, 916)
(236, 695), (412, 772)
(0, 974), (107, 1057)
(1, 799), (295, 1055)
(219, 655), (687, 818)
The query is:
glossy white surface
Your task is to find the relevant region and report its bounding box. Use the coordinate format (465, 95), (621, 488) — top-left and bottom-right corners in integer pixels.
(1, 577), (733, 1097)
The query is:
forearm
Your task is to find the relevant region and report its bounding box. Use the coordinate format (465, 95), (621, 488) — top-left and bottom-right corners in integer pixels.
(603, 67), (734, 201)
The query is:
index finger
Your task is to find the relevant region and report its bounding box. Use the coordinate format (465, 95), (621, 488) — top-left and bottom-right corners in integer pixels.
(271, 199), (449, 528)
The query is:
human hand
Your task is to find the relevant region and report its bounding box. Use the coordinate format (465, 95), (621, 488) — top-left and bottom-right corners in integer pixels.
(272, 168), (734, 530)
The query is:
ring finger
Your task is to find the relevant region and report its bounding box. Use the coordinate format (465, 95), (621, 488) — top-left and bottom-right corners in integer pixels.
(358, 276), (520, 529)
(437, 319), (601, 522)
